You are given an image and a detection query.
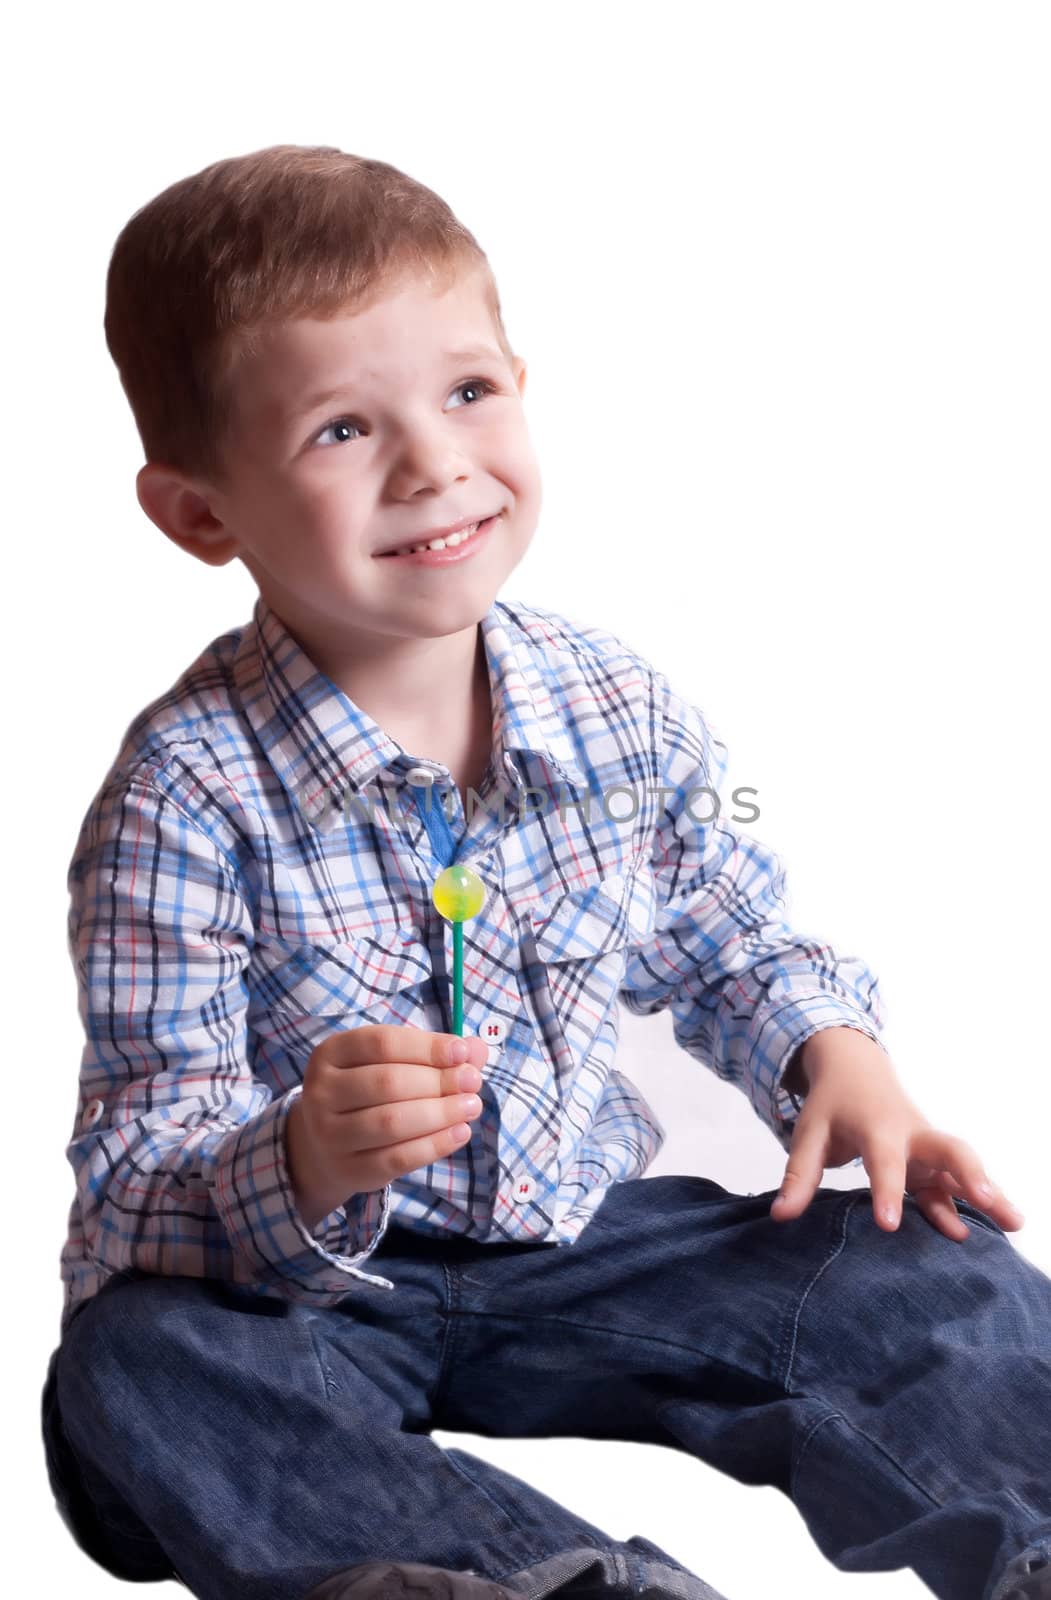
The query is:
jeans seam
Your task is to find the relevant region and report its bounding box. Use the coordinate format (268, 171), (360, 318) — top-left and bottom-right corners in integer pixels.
(306, 1310), (340, 1400)
(450, 1307), (779, 1397)
(430, 1260), (460, 1416)
(785, 1191), (947, 1513)
(438, 1262), (571, 1552)
(778, 1190), (859, 1392)
(792, 1404), (943, 1511)
(791, 1407), (844, 1487)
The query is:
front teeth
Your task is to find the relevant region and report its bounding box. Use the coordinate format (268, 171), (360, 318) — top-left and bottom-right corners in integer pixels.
(404, 520), (481, 555)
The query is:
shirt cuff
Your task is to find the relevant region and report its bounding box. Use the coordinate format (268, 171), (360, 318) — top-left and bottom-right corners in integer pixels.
(753, 996), (887, 1153)
(213, 1087), (395, 1301)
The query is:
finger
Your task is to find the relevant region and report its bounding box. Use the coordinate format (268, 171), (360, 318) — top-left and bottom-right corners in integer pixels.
(325, 1024), (487, 1072)
(918, 1168), (968, 1198)
(350, 1056), (487, 1115)
(771, 1122), (828, 1220)
(911, 1167), (1027, 1233)
(320, 1026), (487, 1108)
(862, 1140), (909, 1230)
(911, 1184), (970, 1242)
(347, 1114), (482, 1193)
(352, 1090), (484, 1155)
(909, 1129), (1025, 1230)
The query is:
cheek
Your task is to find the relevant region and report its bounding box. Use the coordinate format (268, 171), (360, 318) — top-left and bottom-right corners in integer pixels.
(498, 433), (542, 502)
(288, 480), (366, 541)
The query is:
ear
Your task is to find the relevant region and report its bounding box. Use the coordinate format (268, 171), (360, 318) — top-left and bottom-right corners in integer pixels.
(136, 463), (241, 568)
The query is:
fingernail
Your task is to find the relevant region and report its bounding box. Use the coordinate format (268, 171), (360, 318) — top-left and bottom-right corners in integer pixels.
(450, 1041), (469, 1064)
(977, 1181), (994, 1199)
(881, 1205), (899, 1226)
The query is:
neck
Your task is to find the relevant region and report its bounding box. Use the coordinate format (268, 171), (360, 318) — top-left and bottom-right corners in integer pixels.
(284, 609), (492, 767)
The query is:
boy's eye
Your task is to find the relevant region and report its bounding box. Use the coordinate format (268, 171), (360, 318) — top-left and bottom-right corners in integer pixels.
(313, 377), (497, 448)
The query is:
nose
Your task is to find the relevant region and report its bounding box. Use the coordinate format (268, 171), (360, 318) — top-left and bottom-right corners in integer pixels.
(387, 418), (472, 501)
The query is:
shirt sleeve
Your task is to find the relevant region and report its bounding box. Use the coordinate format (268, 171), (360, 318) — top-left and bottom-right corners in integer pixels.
(64, 761), (395, 1304)
(619, 671), (888, 1154)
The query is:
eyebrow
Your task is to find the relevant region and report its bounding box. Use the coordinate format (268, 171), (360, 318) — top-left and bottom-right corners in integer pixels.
(283, 346), (506, 424)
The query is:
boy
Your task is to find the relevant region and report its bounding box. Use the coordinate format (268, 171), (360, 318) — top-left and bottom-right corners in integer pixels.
(41, 144), (1050, 1600)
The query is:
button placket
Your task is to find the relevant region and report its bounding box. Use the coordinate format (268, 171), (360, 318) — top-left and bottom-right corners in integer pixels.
(406, 764), (458, 867)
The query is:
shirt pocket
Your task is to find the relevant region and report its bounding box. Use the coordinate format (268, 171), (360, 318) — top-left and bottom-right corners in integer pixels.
(249, 930), (434, 1059)
(528, 867), (657, 1065)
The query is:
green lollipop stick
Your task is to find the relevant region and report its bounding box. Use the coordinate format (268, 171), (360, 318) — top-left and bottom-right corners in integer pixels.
(431, 865), (486, 1035)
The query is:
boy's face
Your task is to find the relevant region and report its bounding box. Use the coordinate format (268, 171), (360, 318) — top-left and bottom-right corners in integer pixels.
(144, 265), (538, 669)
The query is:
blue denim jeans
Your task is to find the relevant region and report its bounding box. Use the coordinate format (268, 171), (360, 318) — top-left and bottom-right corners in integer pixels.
(41, 1175), (1051, 1600)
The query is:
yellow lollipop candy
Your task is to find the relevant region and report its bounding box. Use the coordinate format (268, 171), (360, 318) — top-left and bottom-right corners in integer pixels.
(432, 864), (486, 923)
(431, 865), (486, 1034)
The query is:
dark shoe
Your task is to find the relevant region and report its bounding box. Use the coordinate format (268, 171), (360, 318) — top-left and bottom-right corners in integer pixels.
(992, 1549), (1051, 1600)
(302, 1561), (524, 1599)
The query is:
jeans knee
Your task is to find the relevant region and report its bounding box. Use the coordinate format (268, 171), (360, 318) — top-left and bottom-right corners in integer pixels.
(57, 1271), (175, 1425)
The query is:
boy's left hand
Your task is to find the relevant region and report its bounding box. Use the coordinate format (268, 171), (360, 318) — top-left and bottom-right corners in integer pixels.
(771, 1026), (1026, 1241)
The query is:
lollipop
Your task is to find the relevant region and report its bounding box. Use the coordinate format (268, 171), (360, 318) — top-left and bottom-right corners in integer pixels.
(431, 864), (486, 1035)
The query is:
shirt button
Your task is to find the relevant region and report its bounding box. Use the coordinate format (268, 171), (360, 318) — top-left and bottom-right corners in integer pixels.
(476, 1016), (506, 1046)
(406, 764), (442, 786)
(511, 1176), (535, 1204)
(82, 1098), (104, 1130)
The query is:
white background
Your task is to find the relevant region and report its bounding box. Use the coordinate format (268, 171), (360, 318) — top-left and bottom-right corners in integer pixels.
(5, 3), (1049, 1597)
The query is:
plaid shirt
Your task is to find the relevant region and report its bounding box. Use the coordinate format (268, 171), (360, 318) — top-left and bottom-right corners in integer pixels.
(58, 595), (885, 1335)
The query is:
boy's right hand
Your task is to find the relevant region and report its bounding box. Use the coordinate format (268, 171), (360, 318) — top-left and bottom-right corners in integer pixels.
(285, 1025), (487, 1229)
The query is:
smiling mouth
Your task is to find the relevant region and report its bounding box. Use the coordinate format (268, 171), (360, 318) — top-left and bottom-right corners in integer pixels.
(377, 514), (499, 559)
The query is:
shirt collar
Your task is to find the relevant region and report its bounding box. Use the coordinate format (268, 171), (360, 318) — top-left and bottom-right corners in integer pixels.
(234, 595), (588, 830)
